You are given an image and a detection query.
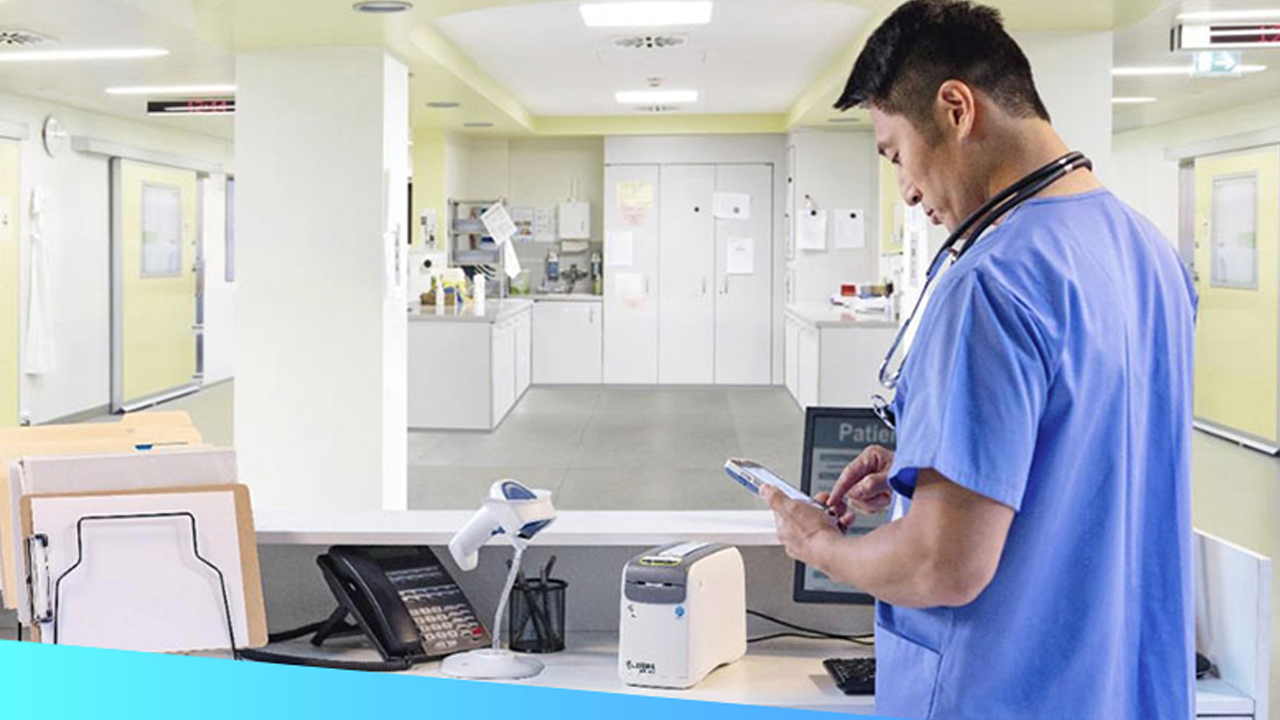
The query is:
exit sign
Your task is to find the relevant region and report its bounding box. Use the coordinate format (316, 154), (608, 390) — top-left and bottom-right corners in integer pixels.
(146, 98), (235, 116)
(1193, 50), (1243, 76)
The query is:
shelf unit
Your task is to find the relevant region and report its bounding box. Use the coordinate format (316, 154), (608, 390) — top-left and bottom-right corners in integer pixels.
(448, 198), (504, 267)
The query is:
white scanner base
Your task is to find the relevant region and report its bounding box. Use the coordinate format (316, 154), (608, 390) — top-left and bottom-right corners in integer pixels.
(440, 649), (545, 680)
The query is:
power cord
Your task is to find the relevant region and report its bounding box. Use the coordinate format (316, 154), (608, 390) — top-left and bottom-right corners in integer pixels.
(746, 609), (874, 646)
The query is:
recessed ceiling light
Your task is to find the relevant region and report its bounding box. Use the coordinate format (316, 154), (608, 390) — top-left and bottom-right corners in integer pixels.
(464, 122), (494, 128)
(580, 2), (713, 28)
(828, 117), (859, 123)
(426, 101), (460, 109)
(1177, 9), (1280, 22)
(1112, 96), (1157, 104)
(107, 84), (236, 95)
(353, 1), (413, 13)
(0, 47), (168, 62)
(1112, 64), (1266, 76)
(615, 89), (697, 104)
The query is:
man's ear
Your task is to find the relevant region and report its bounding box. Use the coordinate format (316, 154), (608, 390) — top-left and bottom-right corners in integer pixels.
(936, 80), (976, 141)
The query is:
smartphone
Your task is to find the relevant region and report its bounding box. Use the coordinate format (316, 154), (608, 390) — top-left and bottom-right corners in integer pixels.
(724, 459), (825, 509)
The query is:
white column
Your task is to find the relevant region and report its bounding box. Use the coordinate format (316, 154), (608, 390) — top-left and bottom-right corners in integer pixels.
(1015, 31), (1115, 181)
(234, 47), (408, 511)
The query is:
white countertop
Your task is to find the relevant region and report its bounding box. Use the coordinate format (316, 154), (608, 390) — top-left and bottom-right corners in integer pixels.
(407, 299), (533, 324)
(529, 293), (603, 303)
(786, 304), (899, 330)
(254, 510), (779, 547)
(224, 632), (1252, 716)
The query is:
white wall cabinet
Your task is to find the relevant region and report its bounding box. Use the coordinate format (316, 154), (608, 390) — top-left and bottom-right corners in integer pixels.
(533, 301), (603, 384)
(658, 165), (717, 384)
(603, 164), (661, 383)
(606, 161), (773, 386)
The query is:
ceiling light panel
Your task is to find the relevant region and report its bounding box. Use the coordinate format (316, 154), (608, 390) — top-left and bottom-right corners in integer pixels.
(107, 84), (236, 95)
(1112, 96), (1157, 104)
(0, 47), (168, 62)
(615, 89), (698, 103)
(580, 2), (713, 28)
(1177, 9), (1280, 22)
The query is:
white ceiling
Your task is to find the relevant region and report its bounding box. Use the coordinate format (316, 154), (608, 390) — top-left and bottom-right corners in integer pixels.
(0, 0), (235, 138)
(1113, 0), (1280, 133)
(433, 0), (870, 116)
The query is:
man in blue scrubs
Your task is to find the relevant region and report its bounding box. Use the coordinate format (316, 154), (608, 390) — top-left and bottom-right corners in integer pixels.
(763, 2), (1197, 718)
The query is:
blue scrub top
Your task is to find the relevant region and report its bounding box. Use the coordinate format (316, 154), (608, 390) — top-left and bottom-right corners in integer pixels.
(879, 189), (1197, 720)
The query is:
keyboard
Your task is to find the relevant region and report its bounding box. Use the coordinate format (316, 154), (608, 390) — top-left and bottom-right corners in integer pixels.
(823, 657), (876, 695)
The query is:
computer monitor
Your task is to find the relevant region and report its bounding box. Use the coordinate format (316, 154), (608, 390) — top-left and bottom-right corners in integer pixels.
(793, 406), (896, 604)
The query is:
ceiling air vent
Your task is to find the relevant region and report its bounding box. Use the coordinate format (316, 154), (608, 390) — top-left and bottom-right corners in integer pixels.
(613, 34), (687, 50)
(635, 105), (679, 113)
(0, 29), (56, 47)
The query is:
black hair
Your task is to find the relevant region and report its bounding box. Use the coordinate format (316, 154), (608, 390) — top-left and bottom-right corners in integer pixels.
(834, 0), (1049, 126)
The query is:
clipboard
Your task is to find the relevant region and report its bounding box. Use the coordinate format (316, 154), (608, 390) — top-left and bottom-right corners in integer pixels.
(20, 484), (267, 651)
(1, 425), (204, 610)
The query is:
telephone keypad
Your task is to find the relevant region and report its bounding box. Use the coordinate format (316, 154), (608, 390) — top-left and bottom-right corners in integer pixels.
(388, 566), (489, 657)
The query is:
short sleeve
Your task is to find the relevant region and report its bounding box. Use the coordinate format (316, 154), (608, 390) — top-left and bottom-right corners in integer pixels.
(887, 271), (1056, 512)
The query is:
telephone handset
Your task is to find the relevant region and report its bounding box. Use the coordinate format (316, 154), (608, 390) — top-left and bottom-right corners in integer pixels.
(239, 546), (490, 672)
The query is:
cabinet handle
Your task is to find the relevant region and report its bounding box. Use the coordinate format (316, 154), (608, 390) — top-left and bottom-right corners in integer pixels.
(701, 277), (707, 296)
(590, 307), (595, 324)
(644, 276), (651, 295)
(722, 276), (729, 295)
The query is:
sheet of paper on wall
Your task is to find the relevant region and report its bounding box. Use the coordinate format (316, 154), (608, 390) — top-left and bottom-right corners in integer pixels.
(621, 206), (647, 226)
(503, 239), (522, 279)
(615, 272), (645, 306)
(480, 203), (517, 246)
(606, 230), (633, 267)
(534, 207), (557, 242)
(713, 193), (751, 220)
(833, 209), (866, 250)
(726, 237), (754, 275)
(797, 209), (828, 251)
(617, 181), (654, 209)
(510, 207), (535, 243)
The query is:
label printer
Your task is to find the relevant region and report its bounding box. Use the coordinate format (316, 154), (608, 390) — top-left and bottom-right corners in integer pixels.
(618, 542), (746, 689)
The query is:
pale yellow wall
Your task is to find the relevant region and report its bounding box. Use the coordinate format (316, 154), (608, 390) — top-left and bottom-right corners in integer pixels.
(0, 141), (18, 426)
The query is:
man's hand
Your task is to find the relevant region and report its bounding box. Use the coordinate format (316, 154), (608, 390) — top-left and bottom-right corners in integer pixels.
(823, 445), (895, 529)
(762, 485), (842, 569)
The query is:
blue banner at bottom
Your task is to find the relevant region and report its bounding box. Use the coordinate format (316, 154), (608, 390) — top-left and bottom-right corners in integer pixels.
(0, 641), (896, 719)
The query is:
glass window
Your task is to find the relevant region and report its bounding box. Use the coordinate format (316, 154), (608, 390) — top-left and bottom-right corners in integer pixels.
(140, 183), (182, 277)
(1211, 173), (1258, 290)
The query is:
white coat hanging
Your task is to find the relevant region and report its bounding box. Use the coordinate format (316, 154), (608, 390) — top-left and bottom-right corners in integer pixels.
(23, 188), (55, 375)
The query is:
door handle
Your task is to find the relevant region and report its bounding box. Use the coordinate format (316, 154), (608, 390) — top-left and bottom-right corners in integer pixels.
(722, 276), (729, 295)
(644, 276), (651, 295)
(701, 277), (707, 296)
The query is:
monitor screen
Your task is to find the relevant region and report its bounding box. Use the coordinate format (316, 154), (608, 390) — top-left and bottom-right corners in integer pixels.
(794, 407), (896, 604)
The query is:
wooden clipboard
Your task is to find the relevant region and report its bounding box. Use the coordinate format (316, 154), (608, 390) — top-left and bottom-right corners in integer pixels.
(20, 483), (267, 650)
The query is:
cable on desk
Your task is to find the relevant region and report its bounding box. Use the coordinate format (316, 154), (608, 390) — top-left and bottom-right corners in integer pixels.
(746, 609), (874, 646)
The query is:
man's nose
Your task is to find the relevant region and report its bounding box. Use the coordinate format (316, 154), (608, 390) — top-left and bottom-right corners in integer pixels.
(896, 175), (922, 206)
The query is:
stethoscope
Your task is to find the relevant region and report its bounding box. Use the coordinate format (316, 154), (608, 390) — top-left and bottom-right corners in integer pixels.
(871, 150), (1093, 431)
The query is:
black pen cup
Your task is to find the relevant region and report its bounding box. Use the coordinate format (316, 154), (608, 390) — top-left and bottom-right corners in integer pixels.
(508, 578), (567, 654)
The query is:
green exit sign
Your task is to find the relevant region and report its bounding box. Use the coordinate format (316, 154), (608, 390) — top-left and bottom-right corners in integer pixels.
(1193, 51), (1243, 76)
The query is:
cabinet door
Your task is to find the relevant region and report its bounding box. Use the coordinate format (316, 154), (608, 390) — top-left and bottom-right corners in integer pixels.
(798, 326), (819, 409)
(784, 317), (800, 403)
(533, 302), (603, 384)
(603, 165), (660, 383)
(515, 312), (532, 397)
(658, 164), (716, 384)
(492, 321), (517, 424)
(714, 164), (774, 385)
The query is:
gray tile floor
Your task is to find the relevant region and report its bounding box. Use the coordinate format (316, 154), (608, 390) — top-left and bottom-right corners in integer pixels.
(408, 386), (804, 510)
